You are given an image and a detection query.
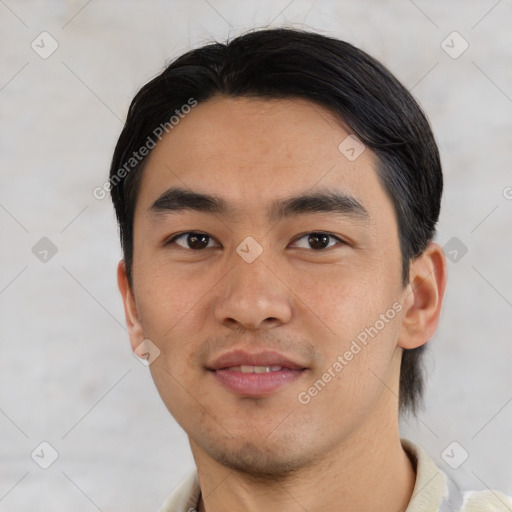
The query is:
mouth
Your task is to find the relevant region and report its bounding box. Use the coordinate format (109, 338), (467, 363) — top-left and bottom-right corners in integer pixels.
(220, 365), (290, 373)
(206, 350), (308, 396)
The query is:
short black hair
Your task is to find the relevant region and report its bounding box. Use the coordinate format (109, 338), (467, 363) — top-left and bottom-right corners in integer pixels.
(109, 27), (442, 416)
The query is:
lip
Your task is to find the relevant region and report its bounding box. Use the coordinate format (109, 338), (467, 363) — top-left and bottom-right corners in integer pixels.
(207, 349), (307, 371)
(206, 349), (308, 397)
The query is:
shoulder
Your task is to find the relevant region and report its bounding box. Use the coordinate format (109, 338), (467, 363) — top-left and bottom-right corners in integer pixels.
(157, 469), (201, 512)
(401, 438), (512, 512)
(460, 489), (512, 512)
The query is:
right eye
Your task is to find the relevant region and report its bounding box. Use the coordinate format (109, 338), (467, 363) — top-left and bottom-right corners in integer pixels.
(165, 232), (220, 251)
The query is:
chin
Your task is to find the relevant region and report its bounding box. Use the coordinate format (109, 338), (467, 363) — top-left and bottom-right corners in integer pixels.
(206, 439), (309, 479)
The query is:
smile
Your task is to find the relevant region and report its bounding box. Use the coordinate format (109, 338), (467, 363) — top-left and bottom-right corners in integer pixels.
(224, 365), (284, 373)
(210, 367), (306, 396)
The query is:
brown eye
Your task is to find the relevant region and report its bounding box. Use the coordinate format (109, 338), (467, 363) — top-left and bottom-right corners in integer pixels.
(308, 233), (330, 250)
(292, 232), (344, 250)
(167, 232), (218, 250)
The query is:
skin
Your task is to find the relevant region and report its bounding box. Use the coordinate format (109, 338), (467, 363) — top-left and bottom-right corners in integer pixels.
(118, 96), (447, 512)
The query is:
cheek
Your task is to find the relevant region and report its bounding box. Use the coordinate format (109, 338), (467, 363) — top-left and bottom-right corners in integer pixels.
(288, 261), (390, 336)
(148, 356), (208, 433)
(138, 272), (213, 426)
(135, 262), (212, 336)
(298, 315), (401, 431)
(292, 266), (402, 401)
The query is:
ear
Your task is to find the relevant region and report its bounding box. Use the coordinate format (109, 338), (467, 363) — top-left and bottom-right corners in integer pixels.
(398, 242), (447, 349)
(117, 260), (145, 352)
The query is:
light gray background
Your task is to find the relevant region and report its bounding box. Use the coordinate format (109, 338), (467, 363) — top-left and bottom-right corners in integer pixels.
(1, 0), (511, 510)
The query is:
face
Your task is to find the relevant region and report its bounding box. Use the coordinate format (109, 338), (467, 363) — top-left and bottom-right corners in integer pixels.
(120, 96), (418, 476)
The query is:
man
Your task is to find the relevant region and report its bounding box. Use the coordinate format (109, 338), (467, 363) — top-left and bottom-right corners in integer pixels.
(109, 28), (511, 512)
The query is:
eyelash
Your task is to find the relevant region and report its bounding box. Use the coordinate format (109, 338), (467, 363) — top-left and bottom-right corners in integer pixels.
(164, 231), (346, 251)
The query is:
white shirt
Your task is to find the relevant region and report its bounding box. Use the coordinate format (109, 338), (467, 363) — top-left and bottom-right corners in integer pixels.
(157, 438), (511, 512)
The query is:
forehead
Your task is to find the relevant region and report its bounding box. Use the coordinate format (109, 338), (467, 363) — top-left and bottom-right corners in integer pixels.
(134, 96), (391, 222)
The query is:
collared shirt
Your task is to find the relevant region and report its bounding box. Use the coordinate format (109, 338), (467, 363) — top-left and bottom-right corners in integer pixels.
(157, 438), (512, 512)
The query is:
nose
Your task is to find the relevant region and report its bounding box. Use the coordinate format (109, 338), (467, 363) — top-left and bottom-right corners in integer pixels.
(213, 253), (293, 331)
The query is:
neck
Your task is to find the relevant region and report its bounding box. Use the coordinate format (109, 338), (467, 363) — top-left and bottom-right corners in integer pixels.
(193, 413), (416, 512)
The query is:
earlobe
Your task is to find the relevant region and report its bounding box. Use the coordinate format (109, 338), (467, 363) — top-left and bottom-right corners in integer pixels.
(117, 260), (145, 351)
(397, 242), (447, 350)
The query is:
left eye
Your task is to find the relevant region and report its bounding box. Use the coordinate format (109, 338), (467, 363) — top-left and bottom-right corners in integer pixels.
(291, 232), (345, 250)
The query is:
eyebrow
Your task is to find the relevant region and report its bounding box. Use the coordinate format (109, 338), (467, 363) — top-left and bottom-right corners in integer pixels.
(149, 187), (370, 222)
